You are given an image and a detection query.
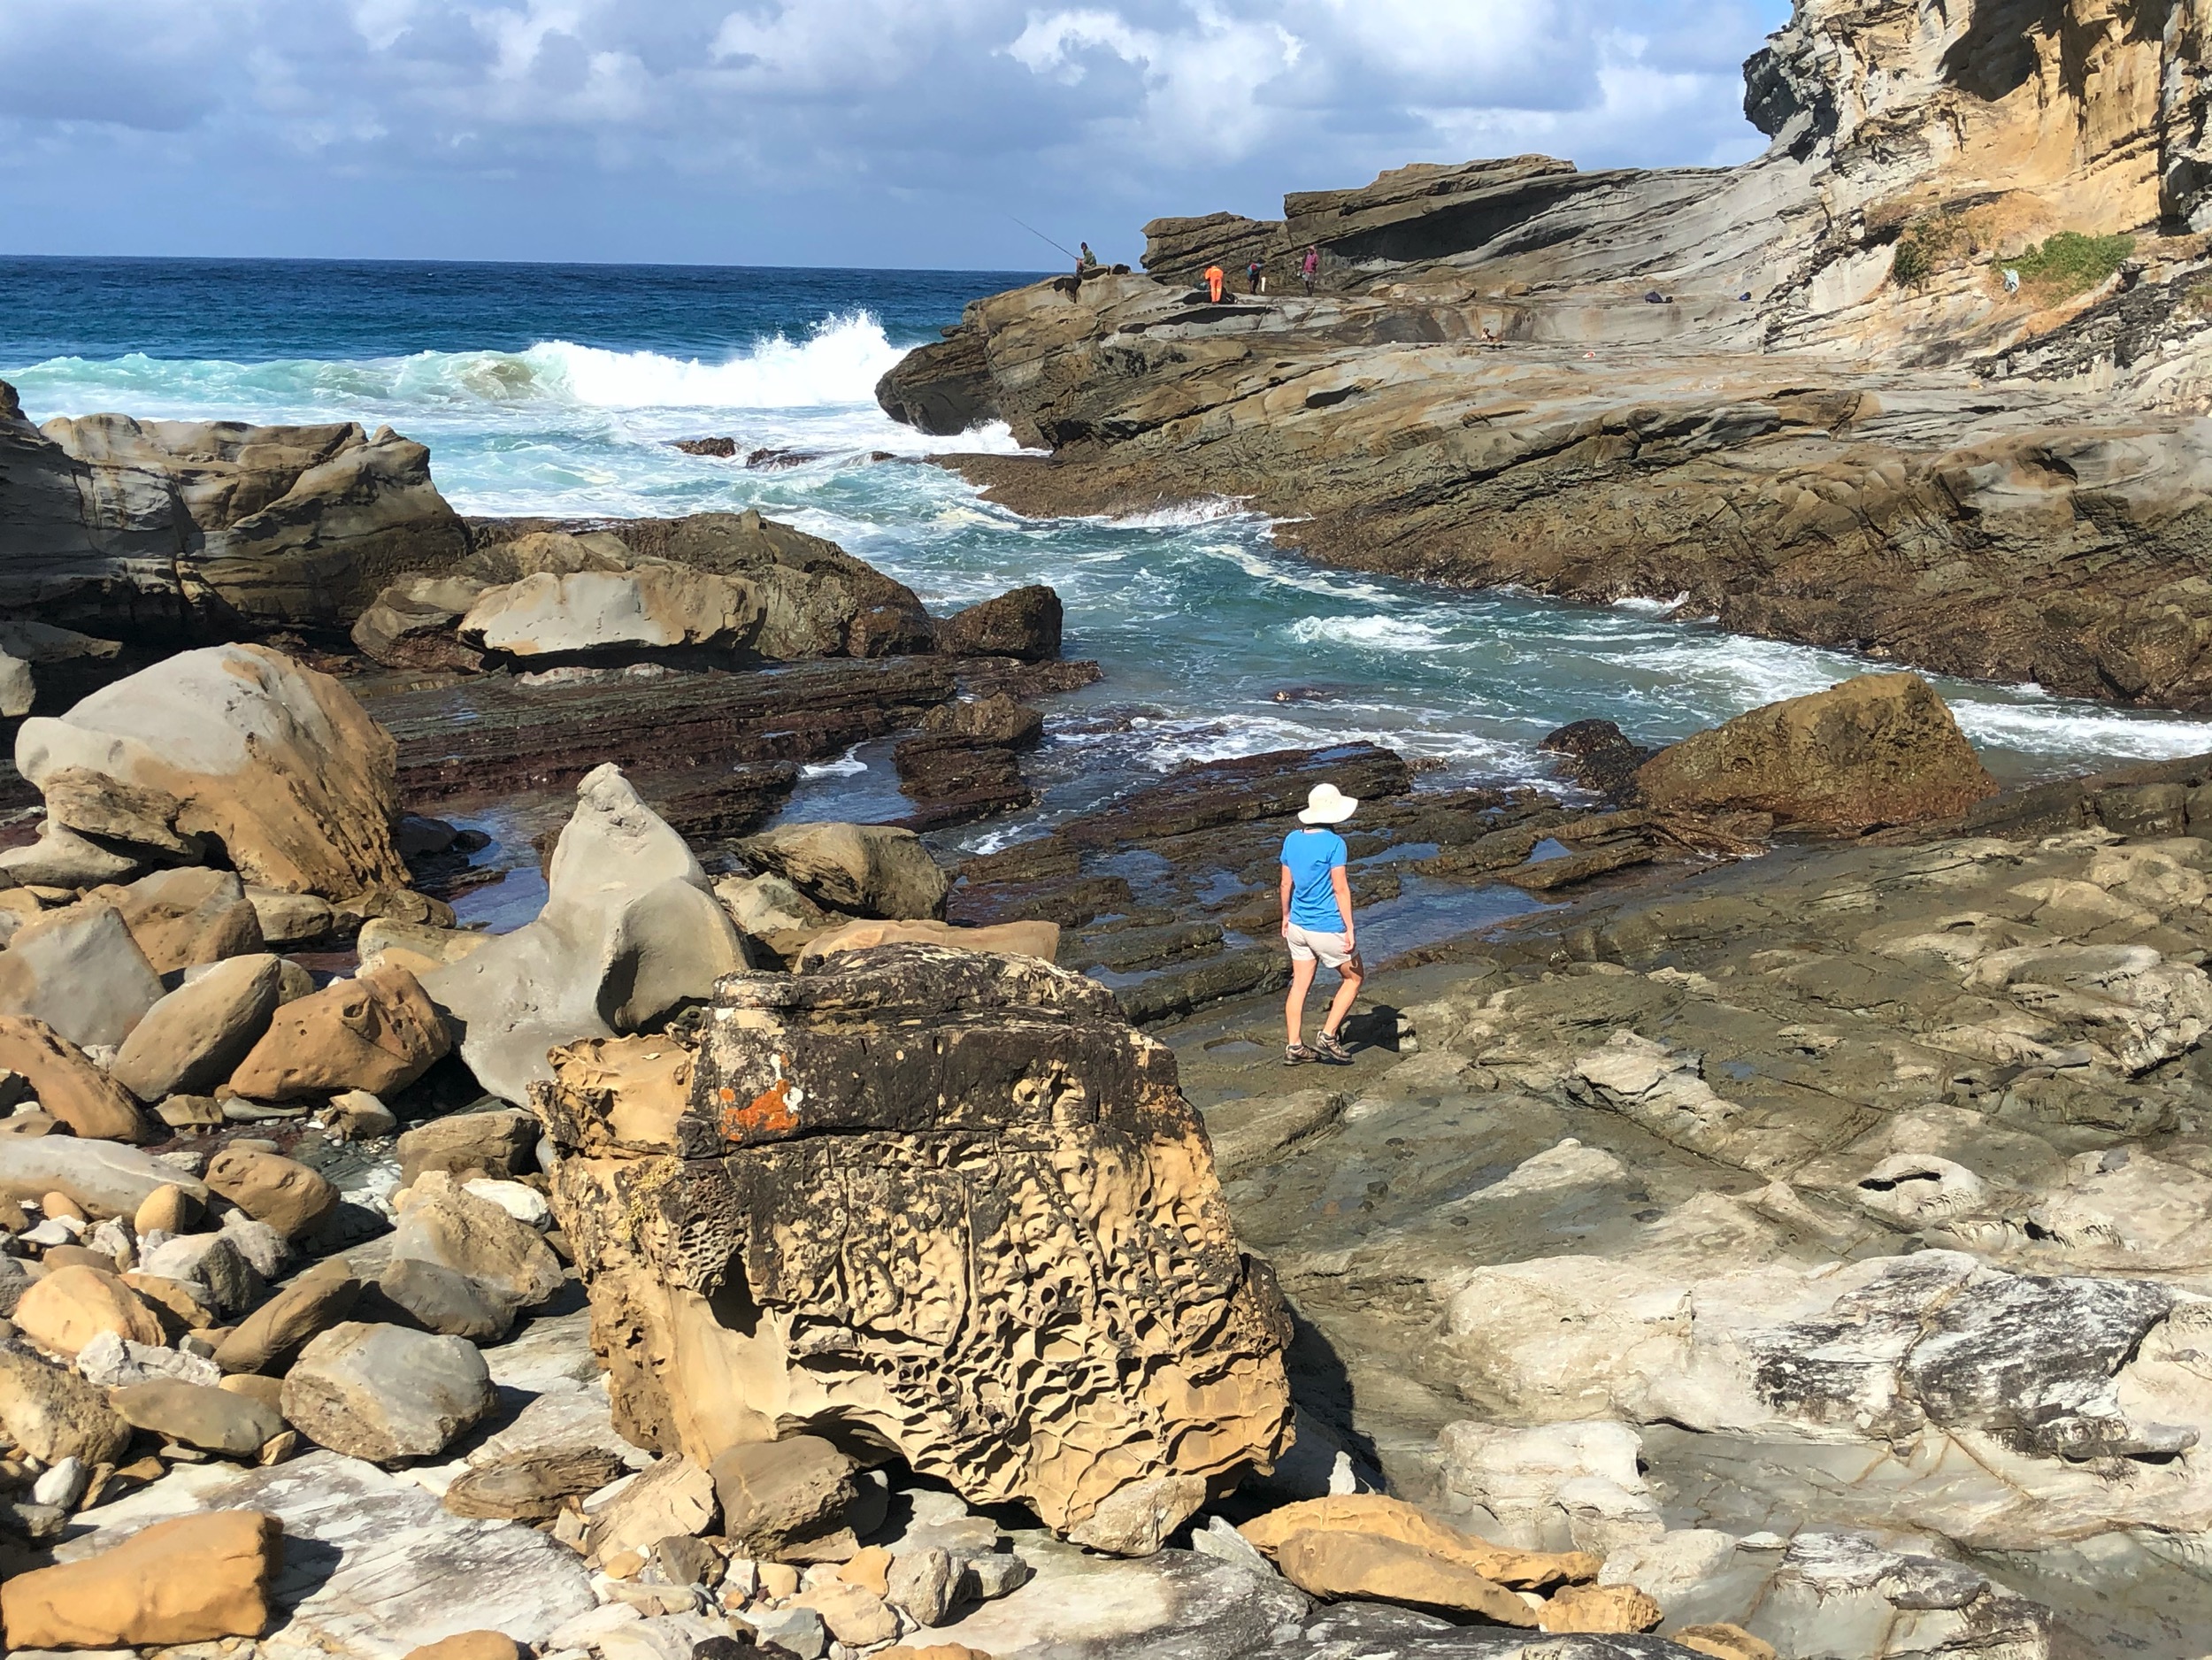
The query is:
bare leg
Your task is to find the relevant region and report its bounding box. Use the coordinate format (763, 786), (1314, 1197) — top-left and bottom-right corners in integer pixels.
(1285, 956), (1318, 1047)
(1321, 963), (1363, 1040)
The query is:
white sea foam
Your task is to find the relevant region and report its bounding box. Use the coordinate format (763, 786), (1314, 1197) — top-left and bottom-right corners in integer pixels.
(1103, 496), (1254, 529)
(1610, 592), (1690, 616)
(1286, 614), (1454, 650)
(526, 313), (900, 410)
(1951, 700), (2212, 759)
(800, 748), (869, 779)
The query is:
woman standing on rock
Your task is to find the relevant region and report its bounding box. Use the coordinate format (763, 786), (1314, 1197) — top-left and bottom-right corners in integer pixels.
(1281, 782), (1363, 1065)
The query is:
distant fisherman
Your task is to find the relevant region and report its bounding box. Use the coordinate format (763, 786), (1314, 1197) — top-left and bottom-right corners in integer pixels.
(1302, 244), (1319, 294)
(1247, 257), (1264, 295)
(1204, 264), (1226, 304)
(1281, 782), (1363, 1066)
(1078, 241), (1098, 273)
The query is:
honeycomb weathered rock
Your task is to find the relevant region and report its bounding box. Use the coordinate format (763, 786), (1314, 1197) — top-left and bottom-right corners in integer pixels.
(533, 943), (1294, 1550)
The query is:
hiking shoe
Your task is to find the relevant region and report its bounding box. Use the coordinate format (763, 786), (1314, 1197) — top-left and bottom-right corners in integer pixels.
(1314, 1031), (1355, 1064)
(1283, 1043), (1319, 1066)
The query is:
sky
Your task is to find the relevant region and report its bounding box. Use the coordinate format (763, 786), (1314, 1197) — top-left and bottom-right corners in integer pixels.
(0, 0), (1800, 268)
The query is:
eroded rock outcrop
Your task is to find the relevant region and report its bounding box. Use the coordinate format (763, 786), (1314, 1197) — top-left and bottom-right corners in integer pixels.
(881, 1), (2212, 711)
(16, 642), (410, 899)
(420, 763), (748, 1104)
(1634, 672), (1998, 828)
(0, 388), (465, 641)
(532, 943), (1294, 1549)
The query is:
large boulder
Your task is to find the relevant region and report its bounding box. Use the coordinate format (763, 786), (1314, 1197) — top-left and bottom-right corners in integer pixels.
(111, 954), (286, 1103)
(0, 1510), (281, 1648)
(14, 1264), (165, 1356)
(388, 1173), (565, 1310)
(1634, 673), (1999, 829)
(738, 821), (949, 920)
(934, 585), (1063, 662)
(224, 963), (451, 1102)
(111, 1379), (285, 1457)
(458, 564), (764, 658)
(420, 765), (748, 1105)
(0, 1014), (150, 1141)
(0, 903), (165, 1050)
(534, 944), (1294, 1550)
(15, 644), (411, 899)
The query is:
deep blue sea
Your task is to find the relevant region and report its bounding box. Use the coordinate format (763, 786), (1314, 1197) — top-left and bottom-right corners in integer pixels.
(5, 255), (2210, 861)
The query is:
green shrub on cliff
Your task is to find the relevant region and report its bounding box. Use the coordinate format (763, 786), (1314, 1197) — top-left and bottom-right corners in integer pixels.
(2007, 231), (2134, 298)
(1890, 215), (1963, 289)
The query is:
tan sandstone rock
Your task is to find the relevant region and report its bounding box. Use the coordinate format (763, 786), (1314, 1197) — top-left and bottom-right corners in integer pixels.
(0, 1014), (149, 1141)
(111, 953), (286, 1103)
(134, 1183), (197, 1235)
(795, 917), (1060, 969)
(1240, 1495), (1597, 1590)
(1273, 1528), (1537, 1625)
(534, 943), (1293, 1550)
(458, 562), (764, 657)
(214, 1259), (360, 1374)
(737, 821), (949, 919)
(1538, 1582), (1665, 1634)
(0, 1339), (133, 1464)
(1634, 673), (1998, 830)
(85, 866), (265, 973)
(224, 962), (451, 1101)
(204, 1146), (340, 1239)
(0, 1509), (281, 1648)
(1676, 1623), (1779, 1660)
(14, 1264), (165, 1356)
(709, 1435), (856, 1557)
(403, 1633), (528, 1660)
(15, 643), (411, 900)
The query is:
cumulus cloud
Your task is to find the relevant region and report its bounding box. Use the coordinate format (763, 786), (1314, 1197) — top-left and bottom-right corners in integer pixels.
(0, 0), (1795, 263)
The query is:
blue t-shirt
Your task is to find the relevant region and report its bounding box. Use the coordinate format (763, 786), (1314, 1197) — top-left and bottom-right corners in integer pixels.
(1282, 828), (1349, 931)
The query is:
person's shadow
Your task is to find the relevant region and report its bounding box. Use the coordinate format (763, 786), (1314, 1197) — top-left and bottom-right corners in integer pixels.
(1340, 1002), (1402, 1054)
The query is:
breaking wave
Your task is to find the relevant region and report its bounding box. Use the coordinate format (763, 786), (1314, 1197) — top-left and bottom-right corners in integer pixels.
(8, 311), (907, 421)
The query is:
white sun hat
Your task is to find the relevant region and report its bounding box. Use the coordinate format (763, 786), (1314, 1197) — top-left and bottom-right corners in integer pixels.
(1298, 782), (1359, 825)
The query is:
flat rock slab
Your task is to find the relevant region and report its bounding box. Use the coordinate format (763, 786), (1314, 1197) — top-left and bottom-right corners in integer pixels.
(58, 1449), (595, 1660)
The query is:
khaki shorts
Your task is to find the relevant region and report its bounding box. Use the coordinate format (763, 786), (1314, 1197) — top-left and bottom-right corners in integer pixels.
(1286, 924), (1358, 972)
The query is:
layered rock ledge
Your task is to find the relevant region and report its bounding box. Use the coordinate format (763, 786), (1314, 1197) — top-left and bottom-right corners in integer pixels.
(879, 0), (2212, 711)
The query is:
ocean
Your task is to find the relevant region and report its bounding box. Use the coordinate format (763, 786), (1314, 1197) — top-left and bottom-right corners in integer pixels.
(5, 254), (2210, 863)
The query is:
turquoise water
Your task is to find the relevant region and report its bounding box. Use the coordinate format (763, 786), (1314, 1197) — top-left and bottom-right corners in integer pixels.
(5, 256), (2209, 864)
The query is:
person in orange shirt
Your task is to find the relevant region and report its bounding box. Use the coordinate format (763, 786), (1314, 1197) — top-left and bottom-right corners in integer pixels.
(1203, 265), (1225, 303)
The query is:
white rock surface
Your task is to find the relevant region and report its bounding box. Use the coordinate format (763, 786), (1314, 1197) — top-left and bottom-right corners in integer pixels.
(58, 1449), (596, 1659)
(459, 564), (762, 657)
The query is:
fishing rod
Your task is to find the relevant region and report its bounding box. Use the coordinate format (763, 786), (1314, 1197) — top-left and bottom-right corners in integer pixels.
(1009, 215), (1079, 263)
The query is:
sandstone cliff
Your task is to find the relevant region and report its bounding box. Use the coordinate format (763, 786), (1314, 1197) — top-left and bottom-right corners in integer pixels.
(878, 0), (2212, 711)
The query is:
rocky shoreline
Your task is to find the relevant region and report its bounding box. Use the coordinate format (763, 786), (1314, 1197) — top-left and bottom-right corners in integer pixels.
(11, 4), (2212, 1657)
(875, 1), (2212, 712)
